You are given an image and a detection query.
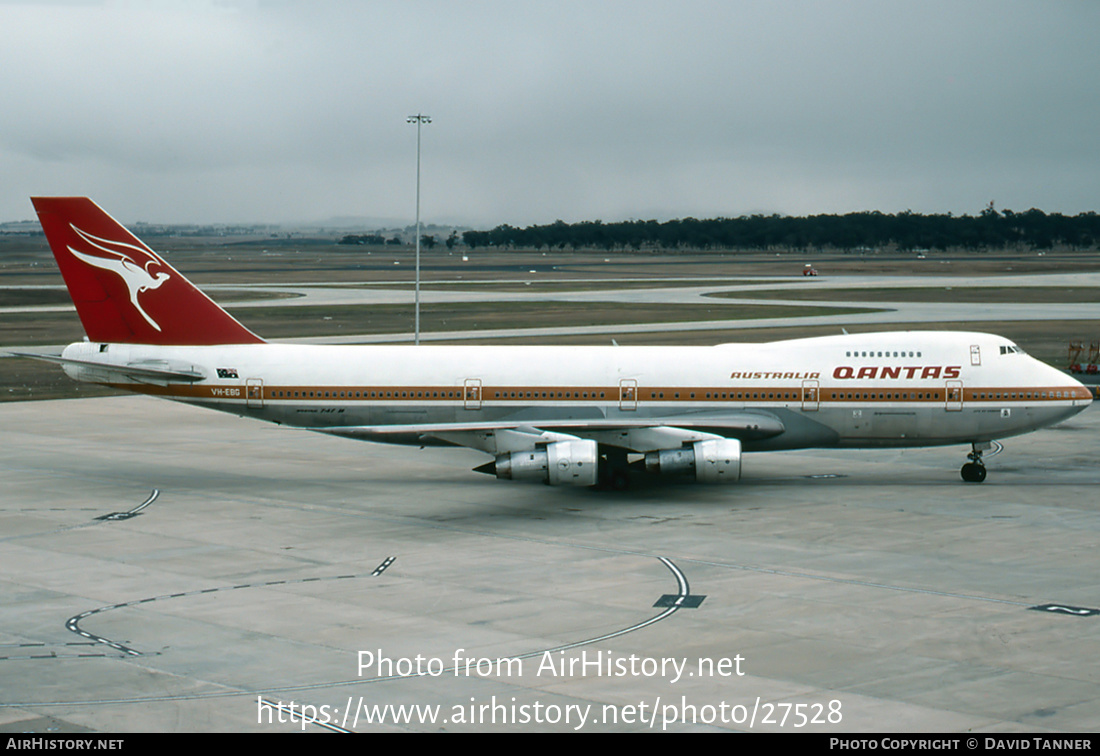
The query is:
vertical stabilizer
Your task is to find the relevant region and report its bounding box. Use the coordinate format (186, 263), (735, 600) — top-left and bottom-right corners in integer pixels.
(32, 197), (263, 345)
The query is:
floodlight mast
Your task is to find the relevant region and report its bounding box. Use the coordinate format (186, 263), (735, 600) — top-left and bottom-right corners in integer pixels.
(407, 114), (431, 345)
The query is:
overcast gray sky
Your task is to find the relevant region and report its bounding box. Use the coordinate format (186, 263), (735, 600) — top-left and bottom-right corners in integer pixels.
(2, 0), (1098, 227)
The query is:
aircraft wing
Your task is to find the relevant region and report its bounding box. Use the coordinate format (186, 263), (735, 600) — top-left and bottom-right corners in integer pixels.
(310, 412), (785, 453)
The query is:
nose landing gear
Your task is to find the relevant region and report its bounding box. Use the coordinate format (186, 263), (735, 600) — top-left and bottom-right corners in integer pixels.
(961, 441), (992, 483)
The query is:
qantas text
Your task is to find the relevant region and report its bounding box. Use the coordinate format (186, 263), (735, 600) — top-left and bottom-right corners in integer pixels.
(832, 366), (961, 380)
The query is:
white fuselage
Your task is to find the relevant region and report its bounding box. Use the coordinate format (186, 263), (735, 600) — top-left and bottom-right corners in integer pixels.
(61, 331), (1092, 452)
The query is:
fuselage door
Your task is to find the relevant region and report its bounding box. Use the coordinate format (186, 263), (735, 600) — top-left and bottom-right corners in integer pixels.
(619, 378), (638, 411)
(464, 379), (482, 410)
(801, 379), (820, 411)
(246, 378), (264, 409)
(970, 345), (982, 366)
(945, 380), (963, 411)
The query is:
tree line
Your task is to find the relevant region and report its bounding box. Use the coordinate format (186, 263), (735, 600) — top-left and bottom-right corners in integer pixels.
(339, 230), (460, 249)
(459, 206), (1100, 252)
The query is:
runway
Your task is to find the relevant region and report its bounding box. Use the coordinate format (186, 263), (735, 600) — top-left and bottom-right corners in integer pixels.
(1, 396), (1098, 732)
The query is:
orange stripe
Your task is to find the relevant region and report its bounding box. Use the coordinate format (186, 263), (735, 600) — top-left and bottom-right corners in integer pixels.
(110, 383), (1092, 404)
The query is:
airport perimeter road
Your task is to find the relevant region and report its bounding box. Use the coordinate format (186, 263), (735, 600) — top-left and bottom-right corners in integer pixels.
(1, 396), (1098, 732)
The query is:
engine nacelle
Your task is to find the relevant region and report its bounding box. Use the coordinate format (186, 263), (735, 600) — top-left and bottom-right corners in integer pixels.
(644, 438), (742, 483)
(494, 439), (599, 486)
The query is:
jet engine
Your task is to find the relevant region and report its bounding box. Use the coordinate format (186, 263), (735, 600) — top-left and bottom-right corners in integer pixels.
(644, 438), (742, 483)
(492, 439), (599, 487)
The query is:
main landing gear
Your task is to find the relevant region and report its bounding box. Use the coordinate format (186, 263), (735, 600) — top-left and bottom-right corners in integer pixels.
(597, 449), (632, 491)
(960, 441), (991, 483)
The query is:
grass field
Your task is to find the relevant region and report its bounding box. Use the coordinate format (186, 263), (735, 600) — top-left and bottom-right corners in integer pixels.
(6, 233), (1100, 284)
(225, 301), (880, 340)
(0, 301), (880, 347)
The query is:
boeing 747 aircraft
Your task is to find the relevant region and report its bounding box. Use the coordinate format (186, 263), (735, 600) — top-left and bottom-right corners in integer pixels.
(20, 197), (1093, 489)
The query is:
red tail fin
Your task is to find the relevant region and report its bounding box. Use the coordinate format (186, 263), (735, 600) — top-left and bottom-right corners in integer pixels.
(32, 197), (263, 346)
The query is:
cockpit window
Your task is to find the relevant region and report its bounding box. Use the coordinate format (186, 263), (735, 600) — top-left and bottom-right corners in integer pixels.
(1000, 345), (1025, 355)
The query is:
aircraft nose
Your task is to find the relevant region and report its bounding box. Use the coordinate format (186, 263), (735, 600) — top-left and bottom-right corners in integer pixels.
(1079, 383), (1098, 403)
(1039, 357), (1094, 407)
(1064, 373), (1095, 405)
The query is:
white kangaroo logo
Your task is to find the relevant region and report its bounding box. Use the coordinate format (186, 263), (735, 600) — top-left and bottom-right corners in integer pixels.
(67, 225), (171, 332)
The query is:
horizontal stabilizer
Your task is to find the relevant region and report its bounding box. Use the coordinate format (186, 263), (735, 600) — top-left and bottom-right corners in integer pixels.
(8, 352), (206, 383)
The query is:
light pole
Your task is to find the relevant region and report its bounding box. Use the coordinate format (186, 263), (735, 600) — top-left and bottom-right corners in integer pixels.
(407, 114), (431, 345)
